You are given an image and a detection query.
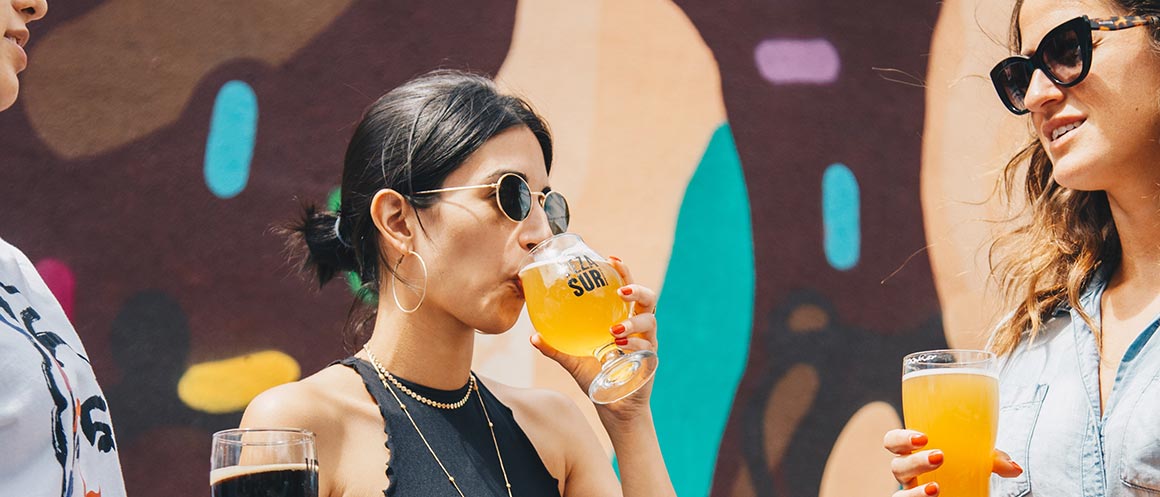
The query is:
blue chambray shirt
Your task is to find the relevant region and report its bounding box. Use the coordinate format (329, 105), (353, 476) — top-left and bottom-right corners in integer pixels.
(991, 267), (1160, 497)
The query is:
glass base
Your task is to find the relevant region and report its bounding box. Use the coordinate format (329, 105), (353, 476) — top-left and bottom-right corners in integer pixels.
(588, 349), (658, 404)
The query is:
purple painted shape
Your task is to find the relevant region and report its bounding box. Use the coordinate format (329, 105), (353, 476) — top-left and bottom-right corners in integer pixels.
(754, 39), (840, 84)
(35, 258), (76, 319)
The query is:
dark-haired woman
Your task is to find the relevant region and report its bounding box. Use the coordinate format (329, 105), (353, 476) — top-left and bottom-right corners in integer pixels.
(884, 0), (1160, 495)
(240, 71), (676, 497)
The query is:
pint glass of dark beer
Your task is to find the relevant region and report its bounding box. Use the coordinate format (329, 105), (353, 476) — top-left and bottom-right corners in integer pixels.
(211, 428), (318, 497)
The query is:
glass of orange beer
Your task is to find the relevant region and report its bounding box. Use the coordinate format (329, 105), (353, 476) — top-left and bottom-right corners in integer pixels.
(902, 349), (998, 497)
(519, 233), (659, 404)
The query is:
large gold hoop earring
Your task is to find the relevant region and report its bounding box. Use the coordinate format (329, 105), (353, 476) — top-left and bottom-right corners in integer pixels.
(391, 250), (428, 314)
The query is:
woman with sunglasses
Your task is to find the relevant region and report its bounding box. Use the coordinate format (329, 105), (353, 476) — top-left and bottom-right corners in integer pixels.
(238, 70), (675, 497)
(885, 0), (1160, 495)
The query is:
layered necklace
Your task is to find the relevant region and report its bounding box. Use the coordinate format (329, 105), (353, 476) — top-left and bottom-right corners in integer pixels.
(362, 344), (513, 497)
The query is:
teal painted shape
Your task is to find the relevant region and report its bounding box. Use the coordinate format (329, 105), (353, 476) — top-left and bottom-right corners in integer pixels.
(204, 81), (259, 199)
(822, 164), (860, 270)
(648, 123), (755, 495)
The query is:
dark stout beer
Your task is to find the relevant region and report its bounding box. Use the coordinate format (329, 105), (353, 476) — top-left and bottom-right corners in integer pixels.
(210, 463), (318, 497)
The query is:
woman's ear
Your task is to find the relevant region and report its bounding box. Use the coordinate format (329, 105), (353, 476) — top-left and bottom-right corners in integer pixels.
(370, 189), (415, 255)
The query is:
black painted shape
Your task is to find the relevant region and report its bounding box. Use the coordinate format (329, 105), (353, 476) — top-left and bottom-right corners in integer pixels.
(741, 290), (947, 497)
(104, 290), (240, 445)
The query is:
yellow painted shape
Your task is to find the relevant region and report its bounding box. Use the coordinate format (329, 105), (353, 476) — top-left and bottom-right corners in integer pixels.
(22, 0), (354, 158)
(819, 401), (903, 497)
(178, 350), (301, 414)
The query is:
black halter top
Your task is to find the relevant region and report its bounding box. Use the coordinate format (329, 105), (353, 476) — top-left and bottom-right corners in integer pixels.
(339, 357), (560, 497)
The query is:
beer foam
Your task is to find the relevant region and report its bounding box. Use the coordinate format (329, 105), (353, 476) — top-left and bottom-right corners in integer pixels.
(902, 368), (997, 381)
(210, 463), (314, 485)
(518, 260), (561, 274)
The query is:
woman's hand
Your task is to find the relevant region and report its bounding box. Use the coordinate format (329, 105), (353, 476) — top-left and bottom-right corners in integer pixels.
(530, 256), (658, 422)
(883, 429), (1023, 496)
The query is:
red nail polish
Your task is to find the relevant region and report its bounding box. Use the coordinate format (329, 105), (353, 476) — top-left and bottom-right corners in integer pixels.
(910, 434), (928, 446)
(928, 451), (943, 465)
(1011, 461), (1023, 473)
(610, 324), (626, 335)
(620, 287), (634, 296)
(924, 483), (938, 496)
(615, 337), (629, 346)
(609, 256), (622, 263)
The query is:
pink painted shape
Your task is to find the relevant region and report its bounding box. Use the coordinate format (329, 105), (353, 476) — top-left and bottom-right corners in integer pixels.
(35, 258), (76, 319)
(754, 39), (841, 84)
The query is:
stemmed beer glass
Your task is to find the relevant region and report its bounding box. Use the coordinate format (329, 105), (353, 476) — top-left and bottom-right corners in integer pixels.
(519, 233), (659, 404)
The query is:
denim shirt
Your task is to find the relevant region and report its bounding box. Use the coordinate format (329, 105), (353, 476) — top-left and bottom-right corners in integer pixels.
(991, 268), (1160, 497)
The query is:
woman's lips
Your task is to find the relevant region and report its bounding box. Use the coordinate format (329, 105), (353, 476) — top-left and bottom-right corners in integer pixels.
(5, 36), (27, 72)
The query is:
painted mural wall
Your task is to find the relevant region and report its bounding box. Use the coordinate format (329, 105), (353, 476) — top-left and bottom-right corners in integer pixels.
(0, 0), (1030, 495)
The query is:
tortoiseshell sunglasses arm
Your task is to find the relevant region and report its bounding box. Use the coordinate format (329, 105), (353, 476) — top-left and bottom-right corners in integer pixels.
(1088, 15), (1160, 31)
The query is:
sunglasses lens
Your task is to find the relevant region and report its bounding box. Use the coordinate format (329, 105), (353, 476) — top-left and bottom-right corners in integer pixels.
(497, 174), (531, 222)
(995, 60), (1032, 113)
(1041, 25), (1085, 83)
(543, 192), (570, 235)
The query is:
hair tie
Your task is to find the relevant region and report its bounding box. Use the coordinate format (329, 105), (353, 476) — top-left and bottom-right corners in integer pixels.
(334, 214), (351, 248)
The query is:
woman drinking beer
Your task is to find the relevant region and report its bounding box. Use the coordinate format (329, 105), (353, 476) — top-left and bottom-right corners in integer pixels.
(238, 70), (675, 497)
(886, 0), (1160, 495)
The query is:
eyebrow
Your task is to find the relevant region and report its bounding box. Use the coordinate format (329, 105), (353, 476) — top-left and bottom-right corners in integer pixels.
(483, 169), (525, 183)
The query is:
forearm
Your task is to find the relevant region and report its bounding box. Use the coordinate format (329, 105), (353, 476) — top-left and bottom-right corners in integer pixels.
(599, 409), (676, 497)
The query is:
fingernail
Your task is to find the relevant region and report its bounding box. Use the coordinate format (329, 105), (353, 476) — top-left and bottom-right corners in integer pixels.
(924, 482), (938, 496)
(619, 287), (634, 296)
(1011, 461), (1023, 473)
(610, 323), (626, 335)
(910, 434), (928, 446)
(615, 337), (629, 346)
(609, 256), (622, 263)
(928, 451), (943, 465)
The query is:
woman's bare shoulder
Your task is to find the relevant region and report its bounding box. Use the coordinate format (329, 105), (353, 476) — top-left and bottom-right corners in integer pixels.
(480, 378), (588, 433)
(241, 363), (366, 430)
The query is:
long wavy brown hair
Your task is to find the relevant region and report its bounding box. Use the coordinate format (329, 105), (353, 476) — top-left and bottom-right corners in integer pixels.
(987, 0), (1160, 355)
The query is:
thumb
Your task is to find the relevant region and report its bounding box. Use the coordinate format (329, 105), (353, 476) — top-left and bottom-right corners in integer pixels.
(992, 449), (1024, 478)
(530, 333), (584, 377)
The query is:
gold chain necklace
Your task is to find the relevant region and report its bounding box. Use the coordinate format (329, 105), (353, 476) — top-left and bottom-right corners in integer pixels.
(369, 352), (474, 409)
(362, 345), (513, 497)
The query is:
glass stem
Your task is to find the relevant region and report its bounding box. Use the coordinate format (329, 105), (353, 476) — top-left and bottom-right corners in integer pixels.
(595, 343), (624, 364)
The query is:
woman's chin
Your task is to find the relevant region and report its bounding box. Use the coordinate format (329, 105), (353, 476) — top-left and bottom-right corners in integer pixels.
(470, 308), (522, 335)
(473, 322), (514, 336)
(0, 78), (17, 111)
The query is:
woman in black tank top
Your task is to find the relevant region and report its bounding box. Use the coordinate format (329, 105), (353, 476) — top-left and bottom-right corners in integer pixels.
(337, 357), (558, 496)
(240, 70), (676, 497)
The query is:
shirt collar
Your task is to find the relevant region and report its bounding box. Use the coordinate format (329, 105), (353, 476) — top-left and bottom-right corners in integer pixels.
(1053, 262), (1115, 317)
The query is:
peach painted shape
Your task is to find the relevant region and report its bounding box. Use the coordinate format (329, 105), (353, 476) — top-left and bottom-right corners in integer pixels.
(818, 401), (904, 497)
(22, 0), (354, 158)
(921, 0), (1027, 349)
(475, 0), (727, 457)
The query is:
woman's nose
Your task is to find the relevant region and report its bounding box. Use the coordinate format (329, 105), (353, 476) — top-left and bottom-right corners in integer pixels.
(1022, 68), (1065, 113)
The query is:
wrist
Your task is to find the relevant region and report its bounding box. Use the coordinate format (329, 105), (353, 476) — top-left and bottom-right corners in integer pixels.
(597, 404), (654, 433)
